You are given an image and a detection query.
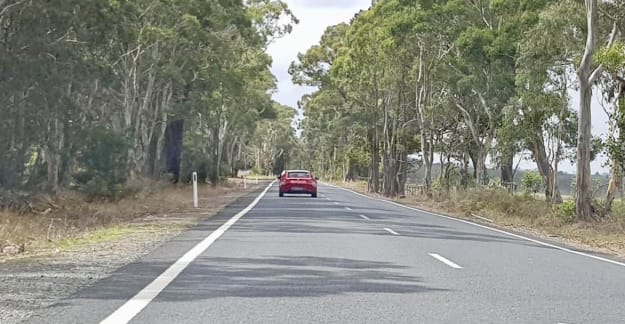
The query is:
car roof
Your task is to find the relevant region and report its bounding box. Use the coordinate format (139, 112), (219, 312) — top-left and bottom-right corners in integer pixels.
(286, 170), (311, 173)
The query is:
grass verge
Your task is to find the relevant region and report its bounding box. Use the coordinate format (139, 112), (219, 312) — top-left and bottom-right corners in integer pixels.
(0, 180), (257, 261)
(331, 181), (625, 259)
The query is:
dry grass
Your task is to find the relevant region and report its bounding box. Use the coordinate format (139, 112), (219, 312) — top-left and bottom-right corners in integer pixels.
(0, 179), (251, 258)
(333, 180), (625, 259)
(332, 180), (369, 194)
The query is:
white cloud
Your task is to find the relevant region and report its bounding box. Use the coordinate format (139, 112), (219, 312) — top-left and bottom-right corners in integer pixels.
(267, 0), (370, 109)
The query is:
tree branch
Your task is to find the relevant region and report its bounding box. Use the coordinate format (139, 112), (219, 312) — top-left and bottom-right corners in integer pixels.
(472, 89), (494, 123)
(455, 102), (480, 145)
(589, 21), (620, 84)
(0, 0), (27, 17)
(598, 6), (618, 22)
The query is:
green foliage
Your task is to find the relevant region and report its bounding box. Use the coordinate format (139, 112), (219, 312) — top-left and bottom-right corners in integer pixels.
(288, 0), (616, 212)
(610, 200), (625, 220)
(75, 127), (129, 199)
(554, 200), (576, 223)
(0, 0), (297, 192)
(180, 128), (209, 183)
(595, 43), (625, 72)
(488, 177), (503, 189)
(465, 188), (549, 221)
(521, 171), (543, 194)
(596, 42), (625, 177)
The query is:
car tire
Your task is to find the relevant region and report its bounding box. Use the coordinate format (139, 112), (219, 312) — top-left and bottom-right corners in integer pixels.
(279, 191), (284, 197)
(311, 192), (317, 198)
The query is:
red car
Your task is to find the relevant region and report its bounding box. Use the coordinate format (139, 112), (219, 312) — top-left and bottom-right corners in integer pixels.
(278, 170), (318, 197)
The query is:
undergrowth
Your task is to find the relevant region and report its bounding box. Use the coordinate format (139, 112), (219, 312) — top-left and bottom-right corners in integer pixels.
(0, 180), (241, 256)
(336, 181), (625, 257)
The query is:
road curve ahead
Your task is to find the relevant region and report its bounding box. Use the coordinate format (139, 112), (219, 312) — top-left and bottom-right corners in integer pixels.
(27, 183), (625, 324)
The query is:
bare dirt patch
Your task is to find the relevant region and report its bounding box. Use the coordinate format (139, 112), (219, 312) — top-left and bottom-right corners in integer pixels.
(0, 180), (263, 324)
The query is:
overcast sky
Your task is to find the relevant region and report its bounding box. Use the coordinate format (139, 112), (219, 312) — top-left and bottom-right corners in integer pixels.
(266, 0), (611, 174)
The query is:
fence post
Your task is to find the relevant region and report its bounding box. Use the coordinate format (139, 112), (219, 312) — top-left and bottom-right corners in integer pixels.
(192, 172), (199, 208)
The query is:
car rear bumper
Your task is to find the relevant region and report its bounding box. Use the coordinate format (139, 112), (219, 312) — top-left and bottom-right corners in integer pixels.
(279, 184), (316, 194)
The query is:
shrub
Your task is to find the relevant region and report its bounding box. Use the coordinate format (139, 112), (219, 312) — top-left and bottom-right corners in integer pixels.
(554, 200), (576, 223)
(521, 171), (543, 194)
(432, 178), (442, 191)
(610, 200), (625, 220)
(488, 177), (502, 189)
(462, 188), (550, 220)
(75, 127), (129, 200)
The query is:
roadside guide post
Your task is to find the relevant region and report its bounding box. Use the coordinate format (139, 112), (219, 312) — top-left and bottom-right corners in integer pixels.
(244, 175), (247, 189)
(192, 172), (199, 208)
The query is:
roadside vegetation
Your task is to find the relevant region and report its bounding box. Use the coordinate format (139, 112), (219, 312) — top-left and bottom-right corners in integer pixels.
(0, 180), (253, 259)
(336, 179), (625, 258)
(293, 1), (625, 226)
(0, 0), (299, 258)
(3, 0), (625, 258)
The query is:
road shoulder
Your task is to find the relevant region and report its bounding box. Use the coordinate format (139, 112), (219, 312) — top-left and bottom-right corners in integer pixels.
(0, 184), (266, 324)
(325, 181), (625, 265)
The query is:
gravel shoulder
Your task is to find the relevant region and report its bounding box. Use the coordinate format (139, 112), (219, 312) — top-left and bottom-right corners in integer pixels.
(0, 184), (262, 324)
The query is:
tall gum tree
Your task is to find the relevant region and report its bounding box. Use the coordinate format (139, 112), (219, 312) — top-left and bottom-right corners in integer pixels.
(597, 40), (625, 212)
(576, 0), (619, 220)
(0, 0), (298, 192)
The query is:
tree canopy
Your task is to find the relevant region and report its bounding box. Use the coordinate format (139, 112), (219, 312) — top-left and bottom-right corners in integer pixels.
(292, 0), (624, 220)
(0, 0), (297, 195)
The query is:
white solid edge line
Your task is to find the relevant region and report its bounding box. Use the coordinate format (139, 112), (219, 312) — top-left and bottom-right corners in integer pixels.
(359, 214), (370, 220)
(429, 253), (463, 269)
(471, 213), (494, 223)
(100, 181), (276, 324)
(322, 182), (625, 269)
(384, 228), (400, 236)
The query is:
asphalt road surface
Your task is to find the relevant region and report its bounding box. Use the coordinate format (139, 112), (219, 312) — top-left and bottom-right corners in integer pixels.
(26, 182), (625, 324)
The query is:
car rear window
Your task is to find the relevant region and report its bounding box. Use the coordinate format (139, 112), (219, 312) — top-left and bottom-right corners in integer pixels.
(287, 171), (310, 178)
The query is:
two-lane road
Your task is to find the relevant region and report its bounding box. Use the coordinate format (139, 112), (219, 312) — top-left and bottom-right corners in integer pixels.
(27, 183), (625, 323)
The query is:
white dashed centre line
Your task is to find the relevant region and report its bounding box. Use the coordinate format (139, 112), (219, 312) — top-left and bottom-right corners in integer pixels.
(359, 215), (370, 220)
(345, 207), (352, 211)
(429, 253), (463, 269)
(383, 228), (399, 236)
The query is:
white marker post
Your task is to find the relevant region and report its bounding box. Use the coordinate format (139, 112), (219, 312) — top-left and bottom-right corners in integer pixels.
(243, 176), (247, 189)
(192, 172), (199, 208)
(255, 174), (258, 184)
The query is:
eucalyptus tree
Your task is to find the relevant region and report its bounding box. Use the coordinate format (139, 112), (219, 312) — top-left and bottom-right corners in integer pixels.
(292, 19), (386, 190)
(0, 0), (121, 192)
(289, 23), (356, 180)
(252, 103), (297, 175)
(510, 0), (585, 202)
(347, 1), (417, 196)
(292, 0), (625, 207)
(597, 40), (625, 211)
(575, 0), (620, 220)
(0, 0), (297, 194)
(441, 0), (546, 186)
(330, 15), (386, 193)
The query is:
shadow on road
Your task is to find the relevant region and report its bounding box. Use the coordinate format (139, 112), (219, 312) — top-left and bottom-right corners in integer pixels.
(223, 211), (554, 249)
(78, 255), (446, 302)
